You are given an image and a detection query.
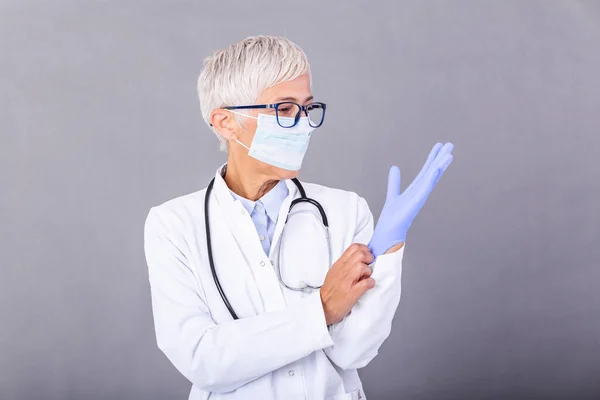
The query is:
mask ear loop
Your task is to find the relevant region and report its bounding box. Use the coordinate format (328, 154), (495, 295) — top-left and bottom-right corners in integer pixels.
(234, 139), (250, 151)
(229, 110), (258, 120)
(228, 110), (257, 151)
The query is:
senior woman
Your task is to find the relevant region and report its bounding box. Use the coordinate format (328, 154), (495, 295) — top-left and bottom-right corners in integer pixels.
(144, 35), (454, 400)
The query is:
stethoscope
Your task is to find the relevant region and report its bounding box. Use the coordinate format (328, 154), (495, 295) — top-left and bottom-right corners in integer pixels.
(204, 176), (331, 320)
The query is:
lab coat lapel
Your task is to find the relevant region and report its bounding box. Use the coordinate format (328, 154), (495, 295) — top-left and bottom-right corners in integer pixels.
(211, 168), (299, 264)
(208, 171), (266, 317)
(212, 172), (266, 262)
(269, 179), (299, 259)
(210, 167), (296, 312)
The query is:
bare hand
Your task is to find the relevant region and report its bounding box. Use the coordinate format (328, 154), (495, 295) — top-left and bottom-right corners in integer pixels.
(320, 244), (375, 325)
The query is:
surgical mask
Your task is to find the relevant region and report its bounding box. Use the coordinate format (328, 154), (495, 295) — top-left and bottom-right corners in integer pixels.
(232, 112), (316, 171)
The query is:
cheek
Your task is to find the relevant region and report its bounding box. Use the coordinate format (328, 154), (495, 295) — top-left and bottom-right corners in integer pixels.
(240, 119), (258, 141)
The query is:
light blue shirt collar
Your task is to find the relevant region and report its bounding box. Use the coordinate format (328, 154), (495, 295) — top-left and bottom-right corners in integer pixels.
(230, 180), (289, 222)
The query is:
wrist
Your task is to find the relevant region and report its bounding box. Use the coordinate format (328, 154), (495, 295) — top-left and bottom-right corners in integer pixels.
(384, 242), (405, 254)
(369, 230), (407, 258)
(319, 288), (332, 326)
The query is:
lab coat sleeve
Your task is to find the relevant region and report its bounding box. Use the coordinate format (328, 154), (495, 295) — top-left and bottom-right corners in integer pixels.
(323, 196), (405, 370)
(144, 207), (334, 394)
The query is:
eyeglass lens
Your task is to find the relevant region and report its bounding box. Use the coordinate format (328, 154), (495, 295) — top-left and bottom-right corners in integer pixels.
(276, 102), (324, 128)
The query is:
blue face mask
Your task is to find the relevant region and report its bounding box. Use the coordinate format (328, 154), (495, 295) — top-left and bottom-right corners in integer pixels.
(233, 113), (316, 171)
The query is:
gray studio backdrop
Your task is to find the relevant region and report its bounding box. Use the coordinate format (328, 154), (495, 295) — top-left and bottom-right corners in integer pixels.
(1, 1), (599, 399)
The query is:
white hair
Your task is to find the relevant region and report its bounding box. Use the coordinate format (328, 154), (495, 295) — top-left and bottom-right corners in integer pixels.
(197, 35), (312, 151)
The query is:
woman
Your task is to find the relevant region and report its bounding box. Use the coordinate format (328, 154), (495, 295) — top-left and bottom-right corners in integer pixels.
(144, 35), (453, 400)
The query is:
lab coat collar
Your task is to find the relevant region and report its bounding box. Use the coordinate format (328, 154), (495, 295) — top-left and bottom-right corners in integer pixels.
(211, 164), (235, 208)
(211, 163), (299, 214)
(229, 181), (289, 224)
(258, 181), (289, 223)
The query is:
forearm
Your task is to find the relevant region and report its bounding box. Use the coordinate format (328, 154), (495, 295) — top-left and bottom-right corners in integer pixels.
(324, 245), (405, 370)
(154, 290), (333, 393)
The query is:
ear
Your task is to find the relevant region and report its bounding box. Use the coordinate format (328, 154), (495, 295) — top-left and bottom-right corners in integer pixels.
(210, 109), (239, 141)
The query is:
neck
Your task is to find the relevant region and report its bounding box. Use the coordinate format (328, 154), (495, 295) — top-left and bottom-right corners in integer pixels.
(223, 162), (279, 201)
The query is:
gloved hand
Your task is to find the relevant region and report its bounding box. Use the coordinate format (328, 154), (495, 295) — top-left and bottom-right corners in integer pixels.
(368, 142), (454, 257)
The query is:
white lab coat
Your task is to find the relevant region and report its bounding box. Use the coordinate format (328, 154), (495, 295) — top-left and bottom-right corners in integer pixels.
(143, 166), (405, 400)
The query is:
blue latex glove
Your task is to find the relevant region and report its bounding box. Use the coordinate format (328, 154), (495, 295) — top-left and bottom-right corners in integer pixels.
(368, 142), (454, 257)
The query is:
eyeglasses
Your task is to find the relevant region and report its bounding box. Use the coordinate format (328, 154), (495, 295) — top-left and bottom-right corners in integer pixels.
(223, 102), (326, 128)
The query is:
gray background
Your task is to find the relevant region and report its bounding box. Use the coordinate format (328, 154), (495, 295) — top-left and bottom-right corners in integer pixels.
(1, 0), (599, 399)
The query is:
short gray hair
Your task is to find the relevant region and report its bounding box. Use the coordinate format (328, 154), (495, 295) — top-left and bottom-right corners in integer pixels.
(197, 35), (312, 151)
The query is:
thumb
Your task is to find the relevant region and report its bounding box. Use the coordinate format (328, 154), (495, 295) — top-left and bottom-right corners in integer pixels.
(386, 166), (401, 203)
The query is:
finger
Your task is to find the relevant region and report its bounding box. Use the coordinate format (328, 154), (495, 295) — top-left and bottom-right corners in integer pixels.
(359, 265), (373, 279)
(416, 143), (453, 188)
(410, 142), (443, 188)
(340, 243), (370, 263)
(351, 277), (376, 300)
(386, 166), (401, 203)
(406, 142), (448, 193)
(347, 249), (374, 266)
(438, 142), (454, 157)
(413, 154), (453, 201)
(358, 248), (375, 265)
(428, 142), (453, 159)
(430, 142), (453, 167)
(427, 151), (453, 183)
(404, 150), (454, 216)
(348, 262), (372, 281)
(432, 153), (453, 186)
(439, 150), (454, 170)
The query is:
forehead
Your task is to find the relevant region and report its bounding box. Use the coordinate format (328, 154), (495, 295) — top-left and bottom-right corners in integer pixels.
(258, 74), (312, 103)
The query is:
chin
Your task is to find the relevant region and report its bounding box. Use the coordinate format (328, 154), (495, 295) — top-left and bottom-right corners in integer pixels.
(273, 166), (300, 180)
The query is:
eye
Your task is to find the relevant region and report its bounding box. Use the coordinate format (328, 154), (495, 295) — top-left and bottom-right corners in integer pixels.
(277, 103), (301, 117)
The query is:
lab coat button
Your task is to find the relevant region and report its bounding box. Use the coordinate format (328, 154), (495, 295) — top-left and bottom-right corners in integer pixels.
(240, 210), (246, 215)
(288, 370), (295, 376)
(260, 261), (266, 267)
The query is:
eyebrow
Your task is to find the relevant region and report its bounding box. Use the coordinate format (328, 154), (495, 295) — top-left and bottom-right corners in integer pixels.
(274, 95), (314, 103)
